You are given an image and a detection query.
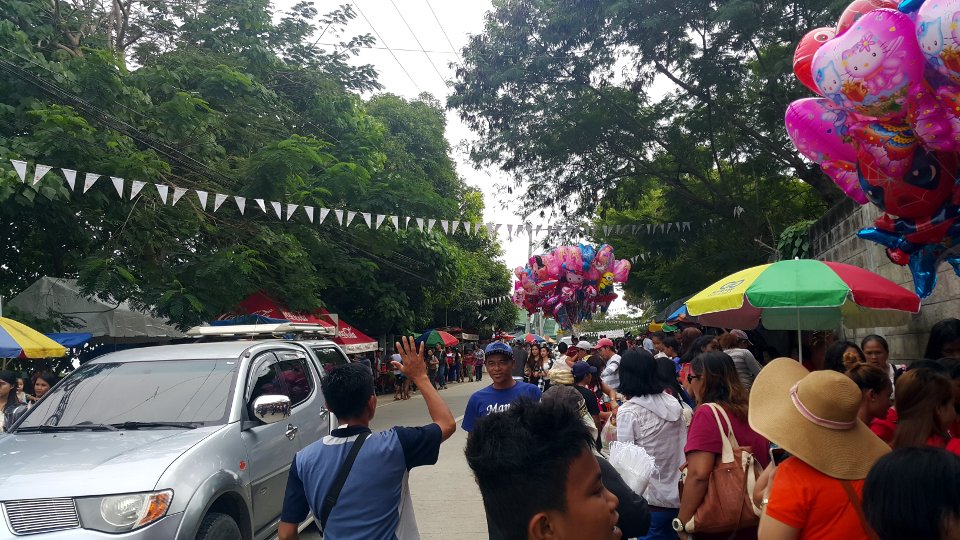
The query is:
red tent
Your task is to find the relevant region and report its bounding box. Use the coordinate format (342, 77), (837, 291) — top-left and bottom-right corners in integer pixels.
(315, 308), (378, 354)
(233, 291), (334, 329)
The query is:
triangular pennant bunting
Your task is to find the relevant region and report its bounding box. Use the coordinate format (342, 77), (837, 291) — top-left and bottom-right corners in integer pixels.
(196, 190), (208, 210)
(304, 206), (314, 222)
(347, 211), (357, 226)
(375, 214), (386, 229)
(335, 209), (345, 225)
(271, 201), (282, 219)
(416, 218), (425, 230)
(61, 169), (77, 190)
(391, 216), (399, 230)
(440, 220), (449, 234)
(452, 220), (461, 233)
(155, 184), (169, 204)
(319, 208), (330, 224)
(683, 222), (691, 231)
(10, 159), (27, 182)
(286, 204), (298, 220)
(235, 196), (246, 214)
(256, 199), (266, 213)
(32, 164), (52, 185)
(666, 223), (673, 234)
(405, 217), (412, 228)
(506, 224), (514, 236)
(111, 177), (125, 197)
(83, 173), (100, 192)
(427, 219), (436, 232)
(130, 180), (146, 199)
(171, 187), (188, 205)
(214, 193), (228, 211)
(362, 212), (372, 228)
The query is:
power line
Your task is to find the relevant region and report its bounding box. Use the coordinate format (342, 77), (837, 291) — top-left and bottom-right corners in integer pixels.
(350, 0), (422, 94)
(423, 0), (463, 65)
(387, 0), (448, 87)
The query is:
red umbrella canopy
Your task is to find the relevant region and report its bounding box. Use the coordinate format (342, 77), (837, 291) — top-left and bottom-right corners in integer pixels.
(415, 329), (459, 347)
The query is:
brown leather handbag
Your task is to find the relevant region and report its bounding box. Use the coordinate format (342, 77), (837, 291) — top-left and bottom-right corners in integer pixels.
(679, 403), (763, 534)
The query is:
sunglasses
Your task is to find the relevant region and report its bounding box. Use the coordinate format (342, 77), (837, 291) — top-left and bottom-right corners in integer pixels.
(686, 373), (701, 385)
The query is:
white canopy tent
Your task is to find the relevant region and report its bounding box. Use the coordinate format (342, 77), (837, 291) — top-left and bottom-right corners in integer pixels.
(8, 277), (186, 343)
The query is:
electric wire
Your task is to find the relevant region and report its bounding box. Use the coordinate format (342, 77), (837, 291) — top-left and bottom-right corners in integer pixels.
(350, 0), (422, 94)
(423, 0), (464, 65)
(387, 0), (448, 86)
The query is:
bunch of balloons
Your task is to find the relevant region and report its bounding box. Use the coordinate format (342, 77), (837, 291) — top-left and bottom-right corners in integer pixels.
(786, 0), (960, 298)
(512, 244), (632, 331)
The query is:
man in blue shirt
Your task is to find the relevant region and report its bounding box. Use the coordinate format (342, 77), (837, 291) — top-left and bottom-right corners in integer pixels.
(462, 342), (542, 432)
(279, 336), (457, 540)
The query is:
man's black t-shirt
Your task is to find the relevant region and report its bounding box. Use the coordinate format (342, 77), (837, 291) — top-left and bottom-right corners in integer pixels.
(574, 385), (601, 416)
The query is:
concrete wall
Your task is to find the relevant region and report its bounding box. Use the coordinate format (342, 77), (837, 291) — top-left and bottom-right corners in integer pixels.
(810, 200), (960, 360)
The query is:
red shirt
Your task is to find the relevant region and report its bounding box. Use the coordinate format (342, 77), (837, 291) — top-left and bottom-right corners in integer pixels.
(685, 404), (771, 469)
(870, 407), (897, 444)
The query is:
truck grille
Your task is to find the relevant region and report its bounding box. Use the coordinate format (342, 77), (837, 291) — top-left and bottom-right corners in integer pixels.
(3, 498), (80, 535)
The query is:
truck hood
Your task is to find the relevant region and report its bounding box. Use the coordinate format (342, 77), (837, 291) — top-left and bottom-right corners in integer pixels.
(0, 426), (224, 500)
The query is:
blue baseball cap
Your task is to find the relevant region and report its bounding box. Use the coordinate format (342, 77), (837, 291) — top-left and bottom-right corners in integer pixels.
(484, 342), (513, 359)
(572, 361), (597, 379)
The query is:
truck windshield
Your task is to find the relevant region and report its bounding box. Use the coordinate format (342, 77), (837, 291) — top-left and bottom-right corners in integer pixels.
(18, 359), (240, 429)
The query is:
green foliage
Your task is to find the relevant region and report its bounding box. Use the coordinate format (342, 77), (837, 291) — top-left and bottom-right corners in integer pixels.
(777, 220), (815, 261)
(0, 0), (514, 336)
(450, 0), (842, 305)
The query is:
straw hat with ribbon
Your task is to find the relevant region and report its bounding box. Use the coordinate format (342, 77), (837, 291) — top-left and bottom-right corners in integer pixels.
(749, 358), (890, 480)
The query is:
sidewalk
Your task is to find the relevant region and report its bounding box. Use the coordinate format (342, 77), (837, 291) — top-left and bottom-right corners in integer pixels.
(407, 411), (487, 539)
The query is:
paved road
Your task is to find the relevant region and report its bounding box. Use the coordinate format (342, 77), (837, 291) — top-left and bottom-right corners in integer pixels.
(301, 379), (489, 539)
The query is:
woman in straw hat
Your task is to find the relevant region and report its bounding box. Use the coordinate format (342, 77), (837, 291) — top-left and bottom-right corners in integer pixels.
(676, 352), (769, 540)
(749, 358), (890, 540)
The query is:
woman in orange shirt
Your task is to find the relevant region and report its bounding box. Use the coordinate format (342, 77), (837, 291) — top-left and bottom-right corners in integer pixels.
(749, 359), (890, 540)
(892, 367), (960, 456)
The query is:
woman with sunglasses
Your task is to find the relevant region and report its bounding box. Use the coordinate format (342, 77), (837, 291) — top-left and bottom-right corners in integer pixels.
(676, 351), (770, 540)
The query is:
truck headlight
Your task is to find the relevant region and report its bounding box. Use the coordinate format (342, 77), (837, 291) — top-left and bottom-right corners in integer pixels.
(76, 490), (173, 533)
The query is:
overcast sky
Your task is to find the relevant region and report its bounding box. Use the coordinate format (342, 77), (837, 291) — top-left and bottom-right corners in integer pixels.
(277, 0), (632, 315)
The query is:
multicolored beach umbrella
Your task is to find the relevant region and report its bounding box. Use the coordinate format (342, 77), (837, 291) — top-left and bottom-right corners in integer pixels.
(0, 317), (67, 358)
(685, 259), (921, 330)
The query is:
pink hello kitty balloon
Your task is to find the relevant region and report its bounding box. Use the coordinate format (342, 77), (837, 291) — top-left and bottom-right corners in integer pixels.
(813, 9), (924, 120)
(916, 0), (960, 83)
(785, 98), (868, 204)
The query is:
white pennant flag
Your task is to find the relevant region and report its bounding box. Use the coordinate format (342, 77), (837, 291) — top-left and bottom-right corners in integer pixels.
(427, 219), (436, 232)
(83, 173), (100, 192)
(61, 169), (77, 190)
(287, 204), (298, 220)
(171, 187), (188, 205)
(271, 201), (283, 219)
(155, 184), (169, 204)
(603, 225), (611, 235)
(10, 159), (27, 182)
(214, 193), (228, 211)
(534, 225), (542, 235)
(319, 208), (330, 224)
(646, 224), (652, 234)
(375, 214), (386, 229)
(334, 209), (345, 225)
(111, 177), (125, 197)
(362, 213), (372, 228)
(462, 221), (471, 234)
(129, 180), (146, 199)
(452, 220), (461, 233)
(255, 199), (266, 213)
(235, 196), (246, 214)
(196, 190), (208, 210)
(405, 217), (412, 228)
(683, 222), (691, 231)
(416, 218), (425, 230)
(346, 211), (357, 226)
(440, 220), (449, 234)
(304, 206), (315, 222)
(391, 216), (399, 230)
(506, 224), (514, 236)
(32, 164), (52, 185)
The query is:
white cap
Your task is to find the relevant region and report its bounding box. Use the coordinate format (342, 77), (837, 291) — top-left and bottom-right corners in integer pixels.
(574, 340), (594, 350)
(390, 353), (402, 362)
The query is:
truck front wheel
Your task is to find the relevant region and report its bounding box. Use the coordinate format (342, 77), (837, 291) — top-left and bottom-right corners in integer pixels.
(196, 512), (241, 540)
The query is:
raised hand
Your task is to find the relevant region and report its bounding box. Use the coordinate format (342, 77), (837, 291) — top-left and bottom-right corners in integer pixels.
(393, 336), (427, 381)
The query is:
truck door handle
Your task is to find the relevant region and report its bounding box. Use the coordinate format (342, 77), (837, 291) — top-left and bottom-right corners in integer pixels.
(285, 424), (298, 440)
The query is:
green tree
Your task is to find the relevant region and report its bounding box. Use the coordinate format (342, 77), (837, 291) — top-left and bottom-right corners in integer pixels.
(450, 0), (842, 306)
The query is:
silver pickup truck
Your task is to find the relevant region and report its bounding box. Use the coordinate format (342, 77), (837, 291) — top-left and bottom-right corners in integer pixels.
(0, 339), (350, 539)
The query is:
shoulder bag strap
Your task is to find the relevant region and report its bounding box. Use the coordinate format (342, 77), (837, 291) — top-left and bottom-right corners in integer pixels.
(841, 480), (880, 540)
(706, 403), (736, 464)
(319, 431), (371, 533)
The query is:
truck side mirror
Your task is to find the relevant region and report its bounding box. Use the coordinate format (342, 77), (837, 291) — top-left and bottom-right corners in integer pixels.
(251, 395), (291, 424)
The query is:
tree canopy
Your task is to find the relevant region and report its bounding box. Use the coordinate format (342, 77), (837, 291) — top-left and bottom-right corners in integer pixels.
(0, 0), (515, 336)
(450, 0), (846, 305)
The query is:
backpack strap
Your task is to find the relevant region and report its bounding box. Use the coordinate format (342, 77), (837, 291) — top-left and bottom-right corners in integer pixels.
(841, 480), (880, 540)
(319, 431), (371, 533)
(706, 403), (736, 464)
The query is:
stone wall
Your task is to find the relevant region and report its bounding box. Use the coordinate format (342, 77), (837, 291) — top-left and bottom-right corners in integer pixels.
(810, 200), (960, 360)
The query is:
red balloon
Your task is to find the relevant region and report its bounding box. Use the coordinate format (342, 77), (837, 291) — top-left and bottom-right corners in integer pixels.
(794, 28), (836, 95)
(836, 0), (899, 35)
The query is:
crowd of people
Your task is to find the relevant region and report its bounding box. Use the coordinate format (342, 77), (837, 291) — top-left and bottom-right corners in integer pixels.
(0, 369), (58, 432)
(460, 317), (960, 540)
